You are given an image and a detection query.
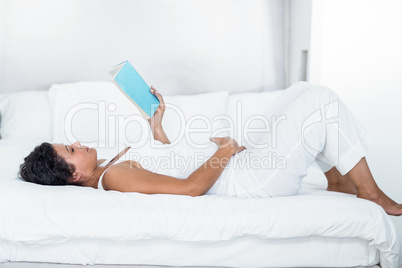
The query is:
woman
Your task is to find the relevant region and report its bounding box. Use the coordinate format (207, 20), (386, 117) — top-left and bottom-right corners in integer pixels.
(19, 84), (402, 216)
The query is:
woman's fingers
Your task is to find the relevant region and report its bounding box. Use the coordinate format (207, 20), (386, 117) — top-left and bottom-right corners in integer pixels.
(210, 137), (246, 155)
(210, 137), (234, 147)
(209, 137), (225, 148)
(209, 137), (225, 145)
(150, 86), (165, 109)
(234, 145), (247, 155)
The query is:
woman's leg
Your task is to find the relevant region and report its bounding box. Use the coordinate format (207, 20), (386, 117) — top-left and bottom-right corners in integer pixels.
(324, 166), (358, 195)
(317, 130), (402, 215)
(227, 82), (319, 197)
(229, 82), (379, 202)
(346, 157), (402, 216)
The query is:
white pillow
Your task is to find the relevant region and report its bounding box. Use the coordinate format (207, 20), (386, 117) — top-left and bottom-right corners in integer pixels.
(225, 90), (284, 147)
(49, 81), (229, 149)
(163, 91), (229, 148)
(49, 81), (150, 147)
(0, 138), (45, 180)
(0, 91), (52, 141)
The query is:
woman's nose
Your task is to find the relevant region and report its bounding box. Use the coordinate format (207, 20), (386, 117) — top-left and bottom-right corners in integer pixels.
(72, 141), (81, 147)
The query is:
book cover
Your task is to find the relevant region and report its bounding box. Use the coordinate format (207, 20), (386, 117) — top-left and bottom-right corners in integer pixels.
(109, 61), (159, 119)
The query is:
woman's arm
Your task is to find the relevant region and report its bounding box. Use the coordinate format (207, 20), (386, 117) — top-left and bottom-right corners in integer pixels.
(103, 137), (246, 196)
(147, 86), (170, 144)
(186, 137), (246, 195)
(185, 144), (235, 195)
(149, 125), (170, 145)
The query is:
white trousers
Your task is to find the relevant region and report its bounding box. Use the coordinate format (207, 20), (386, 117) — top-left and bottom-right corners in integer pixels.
(219, 82), (373, 198)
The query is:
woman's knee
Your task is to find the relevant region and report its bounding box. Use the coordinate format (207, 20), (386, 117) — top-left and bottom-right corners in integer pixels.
(301, 86), (340, 111)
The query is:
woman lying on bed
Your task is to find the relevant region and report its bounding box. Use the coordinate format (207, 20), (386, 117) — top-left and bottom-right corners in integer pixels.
(19, 85), (402, 216)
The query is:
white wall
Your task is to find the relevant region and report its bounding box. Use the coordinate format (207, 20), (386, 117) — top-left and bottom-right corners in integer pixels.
(0, 0), (286, 94)
(288, 0), (312, 85)
(309, 0), (402, 235)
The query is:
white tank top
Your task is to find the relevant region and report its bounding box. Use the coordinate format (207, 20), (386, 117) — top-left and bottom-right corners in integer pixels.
(97, 139), (236, 195)
(98, 159), (125, 190)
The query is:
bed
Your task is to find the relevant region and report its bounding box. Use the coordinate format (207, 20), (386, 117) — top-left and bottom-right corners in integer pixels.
(0, 81), (400, 267)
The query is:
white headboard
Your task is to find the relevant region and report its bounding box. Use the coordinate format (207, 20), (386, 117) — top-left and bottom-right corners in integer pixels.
(0, 0), (287, 94)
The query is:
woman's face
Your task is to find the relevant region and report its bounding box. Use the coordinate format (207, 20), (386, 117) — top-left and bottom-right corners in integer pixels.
(53, 141), (98, 181)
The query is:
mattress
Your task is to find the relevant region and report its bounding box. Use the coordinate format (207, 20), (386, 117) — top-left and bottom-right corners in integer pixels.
(0, 139), (400, 267)
(0, 233), (380, 267)
(0, 179), (399, 267)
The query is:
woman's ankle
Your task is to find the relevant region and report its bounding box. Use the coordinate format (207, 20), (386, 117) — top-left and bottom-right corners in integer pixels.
(326, 176), (358, 195)
(357, 188), (381, 201)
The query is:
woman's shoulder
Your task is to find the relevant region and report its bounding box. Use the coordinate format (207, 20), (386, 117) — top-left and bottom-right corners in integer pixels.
(102, 160), (142, 190)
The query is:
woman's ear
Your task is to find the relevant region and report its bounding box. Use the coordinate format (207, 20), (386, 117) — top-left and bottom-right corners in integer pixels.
(71, 172), (82, 183)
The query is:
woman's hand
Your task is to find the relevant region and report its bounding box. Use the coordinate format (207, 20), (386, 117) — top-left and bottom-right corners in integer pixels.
(147, 86), (165, 130)
(147, 86), (170, 144)
(209, 136), (246, 155)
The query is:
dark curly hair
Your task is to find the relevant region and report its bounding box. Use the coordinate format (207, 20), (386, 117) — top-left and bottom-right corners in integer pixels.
(18, 142), (81, 186)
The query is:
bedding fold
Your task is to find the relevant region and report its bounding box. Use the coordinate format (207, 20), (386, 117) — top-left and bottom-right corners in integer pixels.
(0, 180), (400, 268)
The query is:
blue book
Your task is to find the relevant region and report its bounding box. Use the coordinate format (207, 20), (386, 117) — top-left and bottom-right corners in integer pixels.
(109, 61), (159, 119)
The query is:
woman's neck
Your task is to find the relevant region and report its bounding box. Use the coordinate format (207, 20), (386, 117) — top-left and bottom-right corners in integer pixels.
(97, 159), (107, 166)
(82, 165), (108, 189)
(85, 147), (131, 189)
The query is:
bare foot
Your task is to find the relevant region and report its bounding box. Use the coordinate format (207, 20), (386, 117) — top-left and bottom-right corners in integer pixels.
(357, 190), (402, 216)
(326, 177), (358, 195)
(379, 189), (402, 207)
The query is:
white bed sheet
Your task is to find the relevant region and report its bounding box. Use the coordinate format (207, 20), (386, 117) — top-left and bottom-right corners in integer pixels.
(0, 139), (400, 267)
(0, 179), (400, 267)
